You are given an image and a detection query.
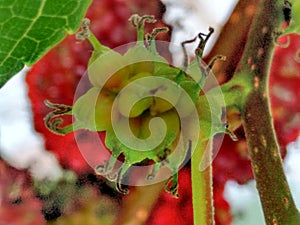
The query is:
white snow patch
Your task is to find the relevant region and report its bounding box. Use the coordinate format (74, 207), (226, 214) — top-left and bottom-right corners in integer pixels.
(0, 69), (63, 180)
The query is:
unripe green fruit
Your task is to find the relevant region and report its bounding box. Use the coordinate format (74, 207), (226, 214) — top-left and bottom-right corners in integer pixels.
(150, 98), (173, 115)
(124, 44), (155, 76)
(73, 87), (115, 131)
(129, 61), (154, 76)
(116, 72), (155, 118)
(149, 81), (181, 115)
(117, 87), (153, 118)
(125, 71), (152, 84)
(103, 66), (131, 92)
(141, 109), (180, 151)
(88, 50), (131, 92)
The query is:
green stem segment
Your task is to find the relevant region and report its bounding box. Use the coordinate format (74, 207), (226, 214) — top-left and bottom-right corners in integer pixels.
(192, 139), (214, 225)
(88, 33), (110, 54)
(230, 0), (300, 224)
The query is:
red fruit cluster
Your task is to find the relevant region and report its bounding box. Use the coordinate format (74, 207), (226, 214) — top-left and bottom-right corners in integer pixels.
(212, 133), (253, 224)
(270, 34), (300, 151)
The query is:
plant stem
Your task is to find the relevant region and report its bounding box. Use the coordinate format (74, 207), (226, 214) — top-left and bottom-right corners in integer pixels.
(231, 0), (300, 223)
(191, 139), (213, 225)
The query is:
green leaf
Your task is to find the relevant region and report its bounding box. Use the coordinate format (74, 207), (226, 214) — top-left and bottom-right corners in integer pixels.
(0, 0), (92, 87)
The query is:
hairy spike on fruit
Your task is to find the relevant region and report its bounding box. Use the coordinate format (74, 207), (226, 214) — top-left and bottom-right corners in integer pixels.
(181, 35), (198, 71)
(76, 18), (110, 62)
(197, 55), (227, 80)
(208, 55), (227, 70)
(146, 27), (169, 53)
(181, 27), (214, 74)
(164, 173), (179, 198)
(129, 14), (156, 42)
(224, 123), (238, 141)
(44, 100), (75, 135)
(95, 155), (119, 182)
(147, 163), (161, 180)
(95, 163), (107, 175)
(115, 163), (131, 195)
(195, 27), (214, 59)
(76, 18), (91, 41)
(183, 27), (216, 85)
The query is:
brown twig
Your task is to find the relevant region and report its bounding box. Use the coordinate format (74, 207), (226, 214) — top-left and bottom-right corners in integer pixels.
(204, 0), (260, 83)
(229, 0), (300, 223)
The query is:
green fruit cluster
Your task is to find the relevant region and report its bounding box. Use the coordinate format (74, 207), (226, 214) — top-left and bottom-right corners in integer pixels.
(45, 15), (230, 197)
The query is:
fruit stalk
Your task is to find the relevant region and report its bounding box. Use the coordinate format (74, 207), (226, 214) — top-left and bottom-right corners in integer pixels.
(191, 138), (213, 225)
